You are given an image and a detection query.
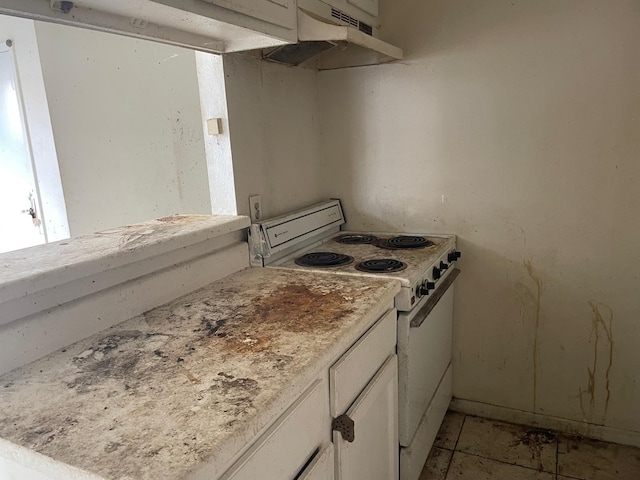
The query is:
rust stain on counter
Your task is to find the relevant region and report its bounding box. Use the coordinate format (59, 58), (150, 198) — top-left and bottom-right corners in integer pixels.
(245, 284), (352, 347)
(194, 283), (357, 356)
(251, 284), (355, 332)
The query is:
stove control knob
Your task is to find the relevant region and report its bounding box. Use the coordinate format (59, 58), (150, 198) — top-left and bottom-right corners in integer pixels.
(440, 261), (449, 270)
(433, 266), (441, 280)
(418, 283), (430, 297)
(425, 281), (435, 290)
(448, 250), (461, 262)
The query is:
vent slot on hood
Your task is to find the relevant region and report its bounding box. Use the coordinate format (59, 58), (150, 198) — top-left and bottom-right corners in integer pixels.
(330, 7), (372, 36)
(260, 7), (402, 70)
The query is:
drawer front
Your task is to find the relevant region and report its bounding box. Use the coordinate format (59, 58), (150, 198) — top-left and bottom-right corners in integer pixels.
(330, 309), (396, 416)
(220, 378), (328, 480)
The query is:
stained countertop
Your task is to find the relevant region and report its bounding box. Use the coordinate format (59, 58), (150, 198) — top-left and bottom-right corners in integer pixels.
(0, 267), (400, 480)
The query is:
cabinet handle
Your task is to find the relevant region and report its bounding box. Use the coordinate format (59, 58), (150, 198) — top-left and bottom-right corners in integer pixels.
(332, 414), (355, 443)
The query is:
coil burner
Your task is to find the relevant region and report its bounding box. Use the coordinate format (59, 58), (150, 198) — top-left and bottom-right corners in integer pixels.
(355, 259), (407, 273)
(377, 235), (434, 250)
(295, 252), (354, 267)
(335, 234), (379, 245)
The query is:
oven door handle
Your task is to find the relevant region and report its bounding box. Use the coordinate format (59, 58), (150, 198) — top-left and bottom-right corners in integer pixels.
(410, 268), (460, 328)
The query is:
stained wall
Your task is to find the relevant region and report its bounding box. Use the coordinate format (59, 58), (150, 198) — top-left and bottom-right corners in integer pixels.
(318, 0), (640, 438)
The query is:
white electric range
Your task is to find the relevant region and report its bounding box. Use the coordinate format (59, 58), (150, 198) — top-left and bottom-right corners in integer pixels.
(249, 200), (461, 480)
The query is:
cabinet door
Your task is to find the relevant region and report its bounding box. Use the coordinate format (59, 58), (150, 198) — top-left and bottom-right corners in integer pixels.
(334, 355), (399, 480)
(202, 0), (297, 29)
(297, 444), (335, 480)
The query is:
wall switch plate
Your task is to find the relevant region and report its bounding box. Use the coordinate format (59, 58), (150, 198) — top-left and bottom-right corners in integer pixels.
(249, 195), (262, 222)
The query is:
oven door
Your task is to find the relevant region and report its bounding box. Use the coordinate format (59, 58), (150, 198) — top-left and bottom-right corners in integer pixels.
(397, 268), (459, 447)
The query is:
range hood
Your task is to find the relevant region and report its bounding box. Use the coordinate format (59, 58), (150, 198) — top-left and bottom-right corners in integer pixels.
(263, 8), (403, 70)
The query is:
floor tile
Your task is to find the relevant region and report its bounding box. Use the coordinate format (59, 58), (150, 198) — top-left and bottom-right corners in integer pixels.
(445, 451), (555, 480)
(557, 435), (640, 480)
(455, 416), (557, 473)
(418, 447), (453, 480)
(433, 410), (465, 450)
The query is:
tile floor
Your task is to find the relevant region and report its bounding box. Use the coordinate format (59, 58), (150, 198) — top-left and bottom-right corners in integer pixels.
(419, 411), (640, 480)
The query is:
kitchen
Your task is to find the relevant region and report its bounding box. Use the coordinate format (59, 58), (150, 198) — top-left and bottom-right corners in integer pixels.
(0, 0), (639, 479)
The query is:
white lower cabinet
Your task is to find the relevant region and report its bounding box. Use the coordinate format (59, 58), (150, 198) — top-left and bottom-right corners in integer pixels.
(220, 307), (398, 480)
(333, 355), (399, 480)
(330, 309), (399, 480)
(219, 378), (329, 480)
(298, 444), (335, 480)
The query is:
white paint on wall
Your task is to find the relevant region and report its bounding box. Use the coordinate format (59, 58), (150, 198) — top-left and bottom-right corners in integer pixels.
(196, 51), (238, 215)
(318, 0), (640, 437)
(34, 22), (211, 236)
(222, 54), (325, 219)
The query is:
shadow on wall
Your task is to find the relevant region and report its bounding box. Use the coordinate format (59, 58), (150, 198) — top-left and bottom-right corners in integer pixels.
(381, 0), (582, 61)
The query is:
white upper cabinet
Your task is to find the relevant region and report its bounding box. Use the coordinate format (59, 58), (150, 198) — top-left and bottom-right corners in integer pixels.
(203, 0), (297, 30)
(0, 0), (298, 54)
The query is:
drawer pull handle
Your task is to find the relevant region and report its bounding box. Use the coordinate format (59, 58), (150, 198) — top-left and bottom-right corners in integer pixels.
(332, 414), (355, 442)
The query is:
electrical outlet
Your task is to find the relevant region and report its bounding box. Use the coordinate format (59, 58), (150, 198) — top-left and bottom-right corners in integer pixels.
(249, 195), (262, 223)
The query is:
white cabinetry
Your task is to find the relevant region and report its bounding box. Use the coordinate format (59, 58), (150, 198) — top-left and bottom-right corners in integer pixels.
(299, 444), (335, 480)
(0, 0), (297, 54)
(330, 309), (399, 480)
(221, 306), (399, 480)
(202, 0), (296, 30)
(334, 355), (398, 480)
(219, 378), (329, 480)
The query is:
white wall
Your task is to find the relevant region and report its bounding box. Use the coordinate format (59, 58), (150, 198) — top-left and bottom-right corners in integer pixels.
(35, 22), (211, 236)
(319, 0), (640, 438)
(222, 54), (325, 218)
(196, 52), (238, 216)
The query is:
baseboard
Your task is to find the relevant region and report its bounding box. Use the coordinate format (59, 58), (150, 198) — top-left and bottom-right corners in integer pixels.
(450, 398), (640, 448)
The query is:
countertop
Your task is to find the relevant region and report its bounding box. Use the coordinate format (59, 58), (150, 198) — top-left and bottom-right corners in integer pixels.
(0, 267), (400, 480)
(0, 214), (250, 305)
